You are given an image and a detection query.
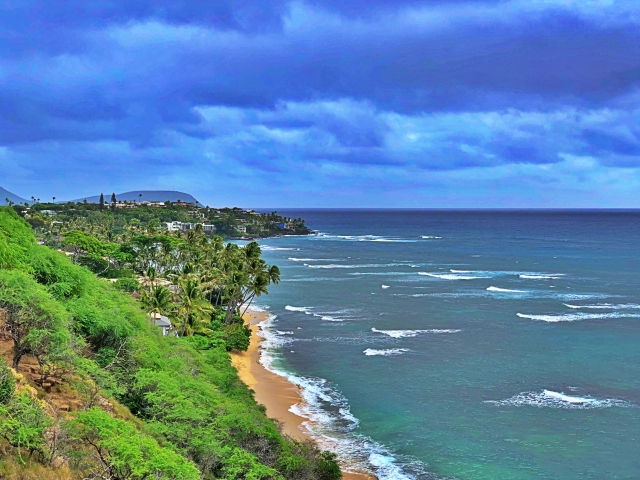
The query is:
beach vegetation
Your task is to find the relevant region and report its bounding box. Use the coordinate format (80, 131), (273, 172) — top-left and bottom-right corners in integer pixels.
(0, 206), (343, 479)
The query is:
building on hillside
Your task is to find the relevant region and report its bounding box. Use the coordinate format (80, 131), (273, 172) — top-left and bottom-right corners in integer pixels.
(275, 222), (293, 229)
(115, 202), (136, 208)
(166, 221), (216, 233)
(236, 225), (247, 233)
(140, 201), (166, 207)
(148, 312), (173, 336)
(40, 210), (57, 217)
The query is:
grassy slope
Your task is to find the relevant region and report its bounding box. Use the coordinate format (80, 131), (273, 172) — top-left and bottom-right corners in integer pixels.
(0, 207), (339, 480)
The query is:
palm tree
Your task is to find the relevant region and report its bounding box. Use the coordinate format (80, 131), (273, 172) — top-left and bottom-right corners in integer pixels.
(142, 285), (173, 323)
(52, 196), (56, 203)
(176, 277), (213, 336)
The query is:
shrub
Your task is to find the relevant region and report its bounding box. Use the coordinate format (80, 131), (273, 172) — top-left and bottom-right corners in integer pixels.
(67, 408), (200, 480)
(0, 358), (15, 404)
(114, 277), (140, 293)
(0, 391), (52, 462)
(223, 323), (252, 351)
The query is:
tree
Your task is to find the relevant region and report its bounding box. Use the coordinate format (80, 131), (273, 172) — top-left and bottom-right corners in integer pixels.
(0, 391), (51, 463)
(99, 193), (105, 211)
(0, 270), (72, 376)
(142, 285), (172, 317)
(175, 276), (213, 336)
(67, 408), (200, 480)
(62, 230), (105, 263)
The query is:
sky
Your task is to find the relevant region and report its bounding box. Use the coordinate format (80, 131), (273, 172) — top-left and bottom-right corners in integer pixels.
(1, 0), (640, 208)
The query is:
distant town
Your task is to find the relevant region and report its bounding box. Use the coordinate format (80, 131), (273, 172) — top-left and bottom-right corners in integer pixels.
(2, 189), (313, 240)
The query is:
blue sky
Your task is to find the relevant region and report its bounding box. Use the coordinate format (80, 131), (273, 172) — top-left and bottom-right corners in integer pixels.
(1, 0), (640, 207)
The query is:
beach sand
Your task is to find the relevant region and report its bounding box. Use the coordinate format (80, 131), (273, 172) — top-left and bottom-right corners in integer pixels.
(230, 309), (375, 480)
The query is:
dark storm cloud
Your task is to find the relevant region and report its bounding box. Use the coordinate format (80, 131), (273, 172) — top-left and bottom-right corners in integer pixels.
(1, 0), (640, 201)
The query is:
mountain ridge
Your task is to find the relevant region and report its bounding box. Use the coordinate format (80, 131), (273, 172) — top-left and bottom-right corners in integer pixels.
(0, 186), (30, 205)
(70, 190), (200, 205)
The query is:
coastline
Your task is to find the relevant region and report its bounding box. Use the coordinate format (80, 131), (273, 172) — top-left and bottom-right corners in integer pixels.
(230, 309), (375, 480)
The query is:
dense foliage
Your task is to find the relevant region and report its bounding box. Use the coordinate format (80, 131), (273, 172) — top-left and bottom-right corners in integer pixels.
(0, 207), (341, 480)
(12, 198), (311, 240)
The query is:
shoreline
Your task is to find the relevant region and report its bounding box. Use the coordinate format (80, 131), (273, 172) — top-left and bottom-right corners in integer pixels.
(230, 309), (375, 480)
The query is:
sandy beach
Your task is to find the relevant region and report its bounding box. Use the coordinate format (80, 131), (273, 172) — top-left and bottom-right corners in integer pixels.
(230, 309), (375, 480)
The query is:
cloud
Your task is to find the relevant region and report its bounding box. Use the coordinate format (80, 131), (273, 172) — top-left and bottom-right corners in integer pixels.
(1, 0), (639, 206)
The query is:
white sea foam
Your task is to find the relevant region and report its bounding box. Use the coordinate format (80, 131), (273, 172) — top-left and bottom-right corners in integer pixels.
(363, 348), (409, 356)
(285, 305), (313, 313)
(285, 305), (351, 322)
(418, 272), (483, 280)
(517, 312), (640, 322)
(289, 257), (342, 262)
(371, 328), (461, 338)
(564, 303), (640, 310)
(450, 269), (473, 273)
(381, 285), (390, 289)
(485, 389), (634, 409)
(421, 235), (442, 239)
(256, 312), (421, 479)
(519, 274), (564, 279)
(487, 286), (527, 293)
(261, 246), (299, 251)
(276, 331), (294, 335)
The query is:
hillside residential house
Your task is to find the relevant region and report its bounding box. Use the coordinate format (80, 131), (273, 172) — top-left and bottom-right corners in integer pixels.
(236, 225), (247, 233)
(149, 312), (173, 336)
(166, 221), (216, 233)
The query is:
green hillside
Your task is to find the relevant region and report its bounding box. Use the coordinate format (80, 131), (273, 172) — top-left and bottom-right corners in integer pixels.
(0, 206), (339, 480)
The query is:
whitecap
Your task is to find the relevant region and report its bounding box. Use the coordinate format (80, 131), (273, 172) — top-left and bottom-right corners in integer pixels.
(308, 263), (406, 269)
(421, 235), (442, 239)
(381, 285), (390, 289)
(285, 305), (313, 313)
(371, 328), (461, 338)
(261, 246), (299, 251)
(564, 303), (640, 310)
(516, 312), (640, 322)
(418, 272), (483, 280)
(288, 257), (343, 262)
(487, 286), (527, 293)
(519, 274), (564, 279)
(363, 348), (409, 356)
(485, 389), (634, 409)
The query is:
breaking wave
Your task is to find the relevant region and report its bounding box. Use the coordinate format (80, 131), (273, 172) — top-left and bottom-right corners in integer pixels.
(564, 303), (640, 310)
(517, 312), (640, 322)
(371, 328), (461, 338)
(256, 311), (427, 479)
(485, 389), (634, 409)
(519, 274), (564, 279)
(487, 286), (527, 293)
(418, 272), (484, 280)
(363, 348), (409, 356)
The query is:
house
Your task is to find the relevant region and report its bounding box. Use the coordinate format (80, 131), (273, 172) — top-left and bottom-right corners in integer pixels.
(140, 201), (166, 207)
(149, 312), (173, 336)
(275, 222), (293, 229)
(166, 221), (216, 232)
(166, 221), (194, 231)
(236, 225), (247, 233)
(40, 210), (56, 217)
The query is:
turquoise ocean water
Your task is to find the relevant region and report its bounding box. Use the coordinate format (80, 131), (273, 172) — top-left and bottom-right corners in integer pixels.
(245, 210), (640, 480)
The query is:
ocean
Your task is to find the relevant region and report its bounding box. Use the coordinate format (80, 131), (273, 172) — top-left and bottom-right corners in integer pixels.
(245, 210), (640, 480)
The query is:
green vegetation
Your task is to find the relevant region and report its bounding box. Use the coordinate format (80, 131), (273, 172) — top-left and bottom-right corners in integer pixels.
(0, 206), (341, 479)
(13, 197), (312, 240)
